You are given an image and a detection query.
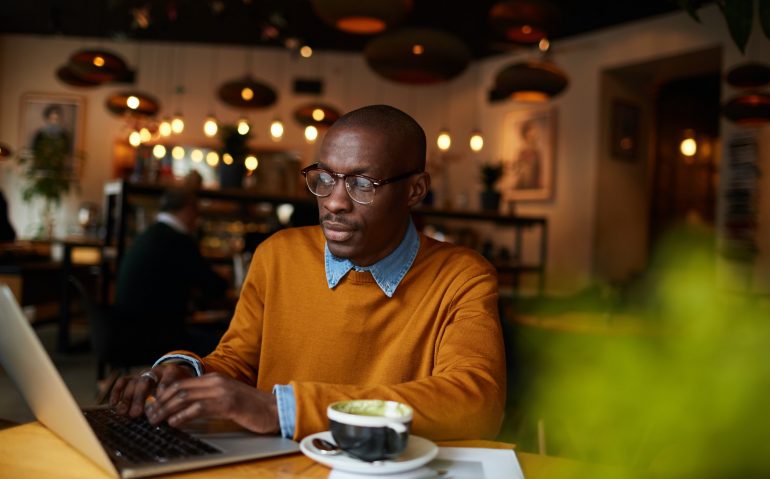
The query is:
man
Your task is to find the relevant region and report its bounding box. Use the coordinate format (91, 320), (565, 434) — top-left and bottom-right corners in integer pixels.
(111, 105), (506, 441)
(114, 187), (229, 358)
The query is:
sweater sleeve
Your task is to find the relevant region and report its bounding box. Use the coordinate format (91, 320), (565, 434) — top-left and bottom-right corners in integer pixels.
(291, 268), (506, 442)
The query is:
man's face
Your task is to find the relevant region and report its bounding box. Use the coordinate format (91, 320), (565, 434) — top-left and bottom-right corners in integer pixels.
(316, 126), (413, 266)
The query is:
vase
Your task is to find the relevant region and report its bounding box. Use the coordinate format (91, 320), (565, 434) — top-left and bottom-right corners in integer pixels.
(480, 190), (501, 212)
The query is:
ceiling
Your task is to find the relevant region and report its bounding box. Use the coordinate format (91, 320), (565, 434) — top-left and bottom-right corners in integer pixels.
(1, 0), (683, 59)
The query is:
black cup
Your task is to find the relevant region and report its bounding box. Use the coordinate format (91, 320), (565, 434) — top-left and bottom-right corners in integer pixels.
(327, 399), (413, 462)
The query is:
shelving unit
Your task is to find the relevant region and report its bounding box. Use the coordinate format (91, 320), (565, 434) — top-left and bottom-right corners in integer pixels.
(412, 207), (548, 294)
(100, 180), (548, 300)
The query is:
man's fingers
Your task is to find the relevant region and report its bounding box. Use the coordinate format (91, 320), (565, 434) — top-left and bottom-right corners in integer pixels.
(128, 375), (156, 417)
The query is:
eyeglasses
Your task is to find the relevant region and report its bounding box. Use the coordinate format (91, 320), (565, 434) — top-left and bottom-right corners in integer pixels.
(301, 163), (421, 205)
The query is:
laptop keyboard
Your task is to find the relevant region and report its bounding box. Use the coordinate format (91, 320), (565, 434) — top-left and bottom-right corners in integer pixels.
(83, 408), (222, 464)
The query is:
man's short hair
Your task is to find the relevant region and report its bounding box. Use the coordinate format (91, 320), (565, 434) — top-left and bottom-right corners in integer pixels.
(159, 188), (197, 213)
(331, 105), (427, 171)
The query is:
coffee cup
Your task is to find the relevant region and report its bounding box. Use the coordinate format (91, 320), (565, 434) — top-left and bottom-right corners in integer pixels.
(327, 399), (413, 462)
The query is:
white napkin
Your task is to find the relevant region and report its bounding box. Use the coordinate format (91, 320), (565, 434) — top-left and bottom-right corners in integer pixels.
(329, 466), (439, 479)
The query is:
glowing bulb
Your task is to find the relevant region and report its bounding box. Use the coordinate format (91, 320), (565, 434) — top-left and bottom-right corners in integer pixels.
(237, 118), (250, 135)
(245, 155), (259, 171)
(522, 25), (532, 34)
(680, 138), (697, 157)
(300, 45), (313, 58)
(127, 96), (140, 110)
(139, 127), (152, 143)
(241, 87), (254, 101)
(171, 146), (185, 160)
(152, 144), (166, 159)
(312, 108), (325, 122)
(437, 130), (451, 151)
(93, 56), (105, 67)
(206, 151), (219, 166)
(270, 119), (284, 141)
(469, 131), (484, 152)
(191, 149), (204, 163)
(128, 131), (141, 147)
(304, 125), (318, 143)
(223, 153), (233, 165)
(412, 44), (424, 55)
(203, 116), (218, 137)
(171, 115), (185, 134)
(159, 119), (172, 137)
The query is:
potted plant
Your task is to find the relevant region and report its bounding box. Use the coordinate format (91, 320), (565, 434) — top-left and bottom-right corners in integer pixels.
(479, 161), (504, 211)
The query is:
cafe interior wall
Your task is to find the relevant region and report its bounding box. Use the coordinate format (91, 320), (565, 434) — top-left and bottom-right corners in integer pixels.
(0, 3), (768, 295)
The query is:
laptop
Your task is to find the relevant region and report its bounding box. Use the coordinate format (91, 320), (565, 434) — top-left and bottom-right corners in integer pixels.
(0, 284), (299, 478)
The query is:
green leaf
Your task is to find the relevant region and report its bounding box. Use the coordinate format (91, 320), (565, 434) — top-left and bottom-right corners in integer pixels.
(760, 0), (770, 38)
(720, 0), (754, 53)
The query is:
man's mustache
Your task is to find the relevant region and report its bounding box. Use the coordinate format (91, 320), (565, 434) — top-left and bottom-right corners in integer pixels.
(320, 214), (360, 230)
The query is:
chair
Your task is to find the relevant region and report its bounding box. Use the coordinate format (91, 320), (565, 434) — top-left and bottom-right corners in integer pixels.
(67, 276), (156, 382)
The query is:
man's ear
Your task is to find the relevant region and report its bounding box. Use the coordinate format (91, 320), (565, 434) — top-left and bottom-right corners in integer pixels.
(406, 172), (431, 208)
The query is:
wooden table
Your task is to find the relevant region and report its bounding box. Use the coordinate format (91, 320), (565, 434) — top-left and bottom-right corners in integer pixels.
(0, 422), (638, 479)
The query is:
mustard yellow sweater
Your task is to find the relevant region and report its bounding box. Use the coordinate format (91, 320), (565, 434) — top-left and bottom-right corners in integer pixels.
(187, 226), (506, 441)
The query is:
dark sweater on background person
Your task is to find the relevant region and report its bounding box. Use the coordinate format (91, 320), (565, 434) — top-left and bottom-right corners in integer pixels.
(115, 221), (228, 357)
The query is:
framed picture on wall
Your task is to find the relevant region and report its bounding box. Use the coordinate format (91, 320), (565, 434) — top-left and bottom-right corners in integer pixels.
(500, 107), (556, 202)
(610, 99), (640, 161)
(18, 92), (85, 178)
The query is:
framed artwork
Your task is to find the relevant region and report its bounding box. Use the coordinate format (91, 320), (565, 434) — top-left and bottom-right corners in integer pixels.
(500, 107), (556, 202)
(18, 92), (85, 177)
(610, 100), (640, 161)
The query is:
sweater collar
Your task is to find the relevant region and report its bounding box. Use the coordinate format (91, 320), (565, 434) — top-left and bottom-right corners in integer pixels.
(325, 220), (419, 298)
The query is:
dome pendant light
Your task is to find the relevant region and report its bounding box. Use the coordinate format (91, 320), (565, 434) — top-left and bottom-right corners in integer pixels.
(489, 58), (568, 102)
(310, 0), (413, 34)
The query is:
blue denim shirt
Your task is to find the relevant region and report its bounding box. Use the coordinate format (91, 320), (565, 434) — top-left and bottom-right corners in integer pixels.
(159, 221), (421, 439)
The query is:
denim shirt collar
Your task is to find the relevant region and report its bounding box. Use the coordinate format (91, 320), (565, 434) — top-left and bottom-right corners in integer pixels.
(325, 220), (419, 297)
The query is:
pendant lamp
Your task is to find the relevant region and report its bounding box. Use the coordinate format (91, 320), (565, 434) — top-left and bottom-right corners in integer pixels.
(217, 77), (277, 109)
(105, 91), (160, 116)
(310, 0), (413, 34)
(726, 62), (770, 88)
(723, 92), (770, 126)
(364, 28), (471, 84)
(294, 103), (341, 128)
(488, 0), (561, 45)
(56, 65), (102, 88)
(489, 59), (568, 102)
(66, 49), (130, 84)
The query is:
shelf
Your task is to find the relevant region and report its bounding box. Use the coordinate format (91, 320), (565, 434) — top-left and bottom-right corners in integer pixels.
(412, 207), (546, 227)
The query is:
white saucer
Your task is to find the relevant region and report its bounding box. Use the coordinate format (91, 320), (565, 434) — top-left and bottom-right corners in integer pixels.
(300, 431), (438, 475)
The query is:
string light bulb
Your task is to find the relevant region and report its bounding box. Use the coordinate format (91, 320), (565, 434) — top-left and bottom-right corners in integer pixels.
(171, 114), (185, 134)
(437, 129), (451, 151)
(203, 115), (218, 137)
(152, 144), (166, 159)
(128, 130), (141, 147)
(469, 130), (484, 152)
(270, 118), (285, 141)
(159, 118), (172, 137)
(304, 125), (319, 143)
(237, 117), (250, 135)
(245, 155), (259, 171)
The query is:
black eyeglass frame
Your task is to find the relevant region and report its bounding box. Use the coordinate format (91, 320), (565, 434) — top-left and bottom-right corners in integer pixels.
(300, 163), (422, 204)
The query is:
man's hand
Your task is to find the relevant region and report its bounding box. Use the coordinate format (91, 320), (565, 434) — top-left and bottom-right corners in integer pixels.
(143, 372), (281, 435)
(109, 363), (195, 418)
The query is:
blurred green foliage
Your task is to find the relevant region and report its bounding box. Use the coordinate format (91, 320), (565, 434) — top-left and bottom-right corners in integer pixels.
(509, 226), (770, 478)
